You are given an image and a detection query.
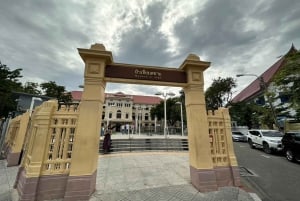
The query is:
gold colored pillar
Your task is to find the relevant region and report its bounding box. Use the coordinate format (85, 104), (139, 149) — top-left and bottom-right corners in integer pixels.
(6, 112), (30, 166)
(64, 44), (112, 201)
(15, 100), (57, 200)
(180, 54), (218, 192)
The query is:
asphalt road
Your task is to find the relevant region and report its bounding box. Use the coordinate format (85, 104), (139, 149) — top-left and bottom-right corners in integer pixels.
(233, 142), (300, 201)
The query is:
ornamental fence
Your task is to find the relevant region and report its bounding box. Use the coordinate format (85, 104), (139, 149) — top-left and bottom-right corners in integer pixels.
(207, 108), (233, 167)
(2, 100), (79, 177)
(2, 112), (30, 166)
(23, 102), (79, 175)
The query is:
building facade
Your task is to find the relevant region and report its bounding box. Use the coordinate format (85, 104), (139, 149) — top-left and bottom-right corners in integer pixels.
(232, 44), (299, 128)
(12, 92), (51, 117)
(71, 91), (162, 133)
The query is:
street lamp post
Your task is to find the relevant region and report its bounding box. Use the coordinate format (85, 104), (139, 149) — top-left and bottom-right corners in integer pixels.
(175, 102), (184, 136)
(155, 91), (175, 138)
(139, 110), (142, 135)
(29, 97), (42, 116)
(236, 74), (279, 129)
(136, 107), (144, 136)
(107, 113), (111, 127)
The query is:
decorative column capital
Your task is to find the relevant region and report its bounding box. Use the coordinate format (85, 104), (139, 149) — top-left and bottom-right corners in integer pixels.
(78, 44), (113, 64)
(180, 54), (210, 86)
(78, 44), (111, 101)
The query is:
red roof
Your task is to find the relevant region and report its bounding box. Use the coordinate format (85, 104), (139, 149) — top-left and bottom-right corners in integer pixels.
(71, 91), (82, 101)
(71, 91), (162, 104)
(132, 95), (162, 104)
(232, 45), (297, 103)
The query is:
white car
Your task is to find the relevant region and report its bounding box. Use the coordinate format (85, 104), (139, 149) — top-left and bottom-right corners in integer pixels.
(247, 129), (283, 154)
(232, 131), (247, 142)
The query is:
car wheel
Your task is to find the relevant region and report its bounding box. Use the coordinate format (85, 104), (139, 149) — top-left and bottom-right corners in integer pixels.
(286, 149), (295, 162)
(263, 142), (272, 154)
(248, 139), (254, 149)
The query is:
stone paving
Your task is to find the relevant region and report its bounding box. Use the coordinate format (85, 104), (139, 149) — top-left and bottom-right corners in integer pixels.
(0, 152), (260, 201)
(0, 159), (18, 201)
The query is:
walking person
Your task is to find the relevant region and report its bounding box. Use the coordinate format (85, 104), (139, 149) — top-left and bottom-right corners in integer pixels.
(103, 126), (112, 154)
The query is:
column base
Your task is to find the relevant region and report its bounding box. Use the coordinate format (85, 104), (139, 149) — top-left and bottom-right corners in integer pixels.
(64, 170), (97, 201)
(190, 166), (218, 192)
(214, 166), (241, 187)
(15, 168), (39, 201)
(190, 165), (241, 192)
(14, 167), (69, 201)
(7, 151), (21, 167)
(36, 174), (69, 200)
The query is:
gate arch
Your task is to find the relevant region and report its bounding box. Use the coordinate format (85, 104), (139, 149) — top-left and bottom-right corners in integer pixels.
(66, 43), (240, 198)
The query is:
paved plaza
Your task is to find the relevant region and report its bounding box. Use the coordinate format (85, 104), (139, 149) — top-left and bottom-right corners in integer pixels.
(0, 151), (261, 201)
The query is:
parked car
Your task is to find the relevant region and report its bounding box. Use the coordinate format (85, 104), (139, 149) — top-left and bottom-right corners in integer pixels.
(232, 131), (247, 142)
(282, 131), (300, 162)
(247, 129), (283, 154)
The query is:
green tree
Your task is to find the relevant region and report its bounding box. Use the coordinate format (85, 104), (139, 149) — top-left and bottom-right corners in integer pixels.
(229, 102), (260, 129)
(40, 81), (72, 103)
(0, 62), (23, 117)
(22, 82), (41, 95)
(205, 77), (237, 110)
(229, 94), (287, 129)
(150, 97), (183, 126)
(273, 50), (300, 119)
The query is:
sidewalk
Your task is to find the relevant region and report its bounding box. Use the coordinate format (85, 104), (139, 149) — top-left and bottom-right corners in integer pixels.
(0, 152), (261, 201)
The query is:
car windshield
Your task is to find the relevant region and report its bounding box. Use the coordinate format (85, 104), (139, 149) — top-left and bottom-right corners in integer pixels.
(288, 132), (300, 138)
(232, 132), (243, 136)
(262, 131), (283, 137)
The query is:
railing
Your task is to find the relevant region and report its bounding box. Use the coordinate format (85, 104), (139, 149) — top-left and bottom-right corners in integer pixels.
(99, 138), (189, 153)
(42, 104), (79, 175)
(207, 109), (231, 167)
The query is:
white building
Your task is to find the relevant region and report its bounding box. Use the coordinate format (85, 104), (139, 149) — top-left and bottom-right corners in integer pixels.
(71, 91), (162, 133)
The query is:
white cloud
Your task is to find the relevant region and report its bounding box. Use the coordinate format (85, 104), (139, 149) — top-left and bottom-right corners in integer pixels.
(0, 0), (299, 97)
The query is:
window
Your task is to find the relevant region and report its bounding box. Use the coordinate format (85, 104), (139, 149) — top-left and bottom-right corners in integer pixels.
(255, 96), (265, 105)
(249, 131), (260, 136)
(145, 113), (149, 120)
(126, 113), (129, 119)
(116, 110), (122, 119)
(279, 93), (290, 104)
(132, 113), (135, 120)
(108, 102), (115, 106)
(102, 112), (105, 120)
(109, 112), (112, 118)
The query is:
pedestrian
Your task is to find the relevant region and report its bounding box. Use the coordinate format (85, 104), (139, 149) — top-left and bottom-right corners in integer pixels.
(126, 124), (130, 134)
(103, 126), (112, 154)
(121, 124), (125, 134)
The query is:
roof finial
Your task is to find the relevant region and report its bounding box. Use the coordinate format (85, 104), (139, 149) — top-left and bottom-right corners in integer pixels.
(90, 43), (106, 51)
(287, 43), (297, 55)
(186, 54), (200, 61)
(291, 43), (295, 50)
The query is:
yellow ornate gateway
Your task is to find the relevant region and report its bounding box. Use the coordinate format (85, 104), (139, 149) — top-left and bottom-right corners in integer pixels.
(10, 44), (240, 200)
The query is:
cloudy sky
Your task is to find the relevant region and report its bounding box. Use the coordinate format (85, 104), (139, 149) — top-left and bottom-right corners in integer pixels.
(1, 0), (300, 97)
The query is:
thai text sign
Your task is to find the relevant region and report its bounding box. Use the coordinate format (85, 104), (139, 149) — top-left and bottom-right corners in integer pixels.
(105, 64), (187, 83)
